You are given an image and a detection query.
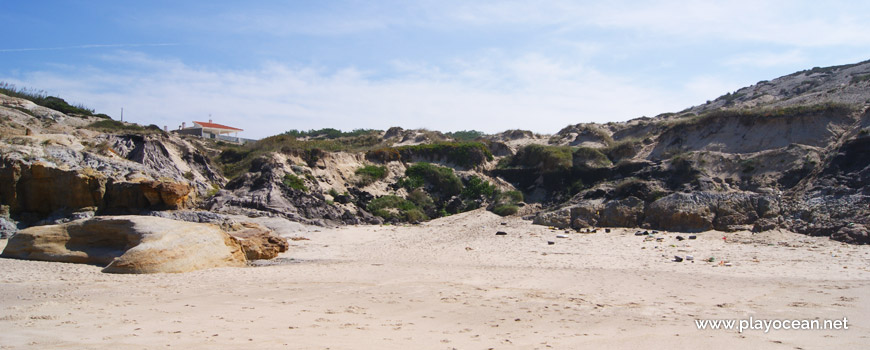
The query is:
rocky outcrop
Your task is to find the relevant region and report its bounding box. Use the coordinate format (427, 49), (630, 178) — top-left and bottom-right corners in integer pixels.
(832, 224), (869, 244)
(0, 158), (193, 222)
(0, 215), (286, 273)
(228, 222), (289, 260)
(0, 161), (106, 216)
(103, 180), (192, 213)
(532, 207), (572, 229)
(643, 193), (715, 232)
(206, 157), (380, 226)
(599, 196), (645, 227)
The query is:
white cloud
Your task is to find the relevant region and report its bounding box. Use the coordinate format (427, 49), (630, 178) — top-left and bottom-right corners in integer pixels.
(4, 52), (700, 138)
(723, 50), (807, 68)
(423, 0), (870, 47)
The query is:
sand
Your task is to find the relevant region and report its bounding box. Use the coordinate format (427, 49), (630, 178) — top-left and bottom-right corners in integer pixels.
(1, 209), (868, 349)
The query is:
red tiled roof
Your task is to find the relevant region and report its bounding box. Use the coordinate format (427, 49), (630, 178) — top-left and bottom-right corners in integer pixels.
(193, 121), (243, 131)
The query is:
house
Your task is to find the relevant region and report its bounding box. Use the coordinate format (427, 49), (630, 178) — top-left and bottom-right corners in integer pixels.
(174, 119), (253, 144)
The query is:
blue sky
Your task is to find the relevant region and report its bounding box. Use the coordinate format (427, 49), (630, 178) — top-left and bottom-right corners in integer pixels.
(1, 1), (869, 138)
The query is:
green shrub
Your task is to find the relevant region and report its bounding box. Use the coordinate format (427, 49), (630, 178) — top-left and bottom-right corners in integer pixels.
(406, 188), (436, 214)
(573, 147), (612, 168)
(355, 165), (388, 186)
(492, 204), (519, 216)
(367, 195), (429, 222)
(507, 144), (573, 171)
(496, 190), (524, 203)
(403, 162), (463, 197)
(282, 173), (308, 191)
(461, 176), (495, 199)
(0, 82), (95, 116)
(445, 130), (485, 141)
(87, 119), (146, 132)
(365, 142), (493, 168)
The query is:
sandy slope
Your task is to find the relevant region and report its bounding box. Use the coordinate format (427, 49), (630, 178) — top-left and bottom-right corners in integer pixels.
(1, 210), (869, 349)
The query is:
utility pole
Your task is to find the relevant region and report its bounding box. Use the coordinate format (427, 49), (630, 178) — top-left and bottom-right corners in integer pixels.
(121, 108), (124, 122)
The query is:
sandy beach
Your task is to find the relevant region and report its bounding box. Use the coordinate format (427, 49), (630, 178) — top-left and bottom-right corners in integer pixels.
(1, 209), (868, 349)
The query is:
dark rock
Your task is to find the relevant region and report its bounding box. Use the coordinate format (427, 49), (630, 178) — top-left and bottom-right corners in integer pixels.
(334, 194), (351, 204)
(688, 235), (697, 240)
(445, 196), (464, 214)
(598, 196), (645, 227)
(496, 231), (507, 236)
(832, 224), (869, 244)
(673, 256), (684, 262)
(644, 193), (714, 232)
(676, 235), (685, 241)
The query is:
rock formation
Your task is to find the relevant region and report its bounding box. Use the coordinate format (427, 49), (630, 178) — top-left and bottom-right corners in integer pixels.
(0, 215), (287, 273)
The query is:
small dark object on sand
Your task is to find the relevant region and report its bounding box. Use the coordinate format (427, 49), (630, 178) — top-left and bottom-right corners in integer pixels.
(635, 232), (645, 236)
(689, 235), (697, 240)
(674, 256), (684, 262)
(605, 229), (611, 233)
(496, 231), (507, 236)
(676, 236), (685, 241)
(547, 241), (555, 245)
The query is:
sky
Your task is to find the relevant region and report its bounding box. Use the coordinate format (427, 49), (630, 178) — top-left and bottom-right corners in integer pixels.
(1, 1), (869, 139)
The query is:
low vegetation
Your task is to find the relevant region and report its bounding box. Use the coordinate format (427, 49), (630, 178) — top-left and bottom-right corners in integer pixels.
(573, 147), (612, 168)
(491, 190), (524, 217)
(367, 195), (428, 222)
(87, 120), (165, 134)
(669, 102), (857, 131)
(366, 142), (493, 168)
(445, 130), (485, 142)
(501, 144), (573, 171)
(282, 173), (307, 192)
(283, 128), (381, 139)
(217, 132), (390, 180)
(399, 162), (463, 197)
(0, 82), (103, 117)
(355, 165), (388, 186)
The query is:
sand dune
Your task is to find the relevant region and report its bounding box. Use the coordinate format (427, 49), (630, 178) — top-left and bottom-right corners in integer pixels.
(1, 210), (868, 349)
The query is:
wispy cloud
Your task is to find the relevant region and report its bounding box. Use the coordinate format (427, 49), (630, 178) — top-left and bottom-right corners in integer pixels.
(723, 50), (807, 68)
(0, 43), (180, 53)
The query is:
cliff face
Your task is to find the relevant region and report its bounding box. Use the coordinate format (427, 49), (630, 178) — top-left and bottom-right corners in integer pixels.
(2, 59), (870, 244)
(526, 60), (870, 244)
(0, 94), (225, 227)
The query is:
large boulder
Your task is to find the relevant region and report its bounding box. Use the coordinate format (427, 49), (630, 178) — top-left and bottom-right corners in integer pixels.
(644, 193), (714, 232)
(1, 215), (252, 273)
(832, 224), (869, 245)
(228, 222), (289, 260)
(532, 207), (572, 229)
(599, 196), (645, 227)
